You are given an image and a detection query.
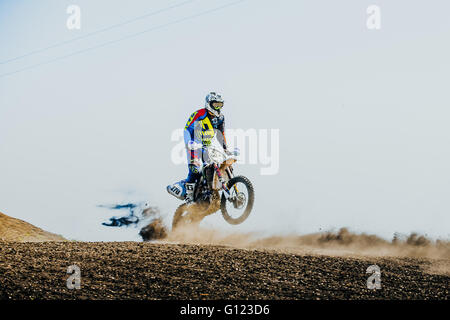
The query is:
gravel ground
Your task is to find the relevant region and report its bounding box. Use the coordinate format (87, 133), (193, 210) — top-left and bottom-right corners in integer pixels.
(0, 241), (448, 300)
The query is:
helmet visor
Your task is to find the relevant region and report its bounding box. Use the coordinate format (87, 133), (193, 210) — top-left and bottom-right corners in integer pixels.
(211, 101), (224, 109)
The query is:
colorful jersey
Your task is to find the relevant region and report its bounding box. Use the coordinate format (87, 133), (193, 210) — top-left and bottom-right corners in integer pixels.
(184, 108), (227, 159)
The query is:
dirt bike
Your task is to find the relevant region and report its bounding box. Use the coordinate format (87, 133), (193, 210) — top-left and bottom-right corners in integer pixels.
(171, 141), (255, 231)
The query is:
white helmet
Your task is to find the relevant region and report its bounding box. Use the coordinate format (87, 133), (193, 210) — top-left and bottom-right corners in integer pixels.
(205, 92), (224, 117)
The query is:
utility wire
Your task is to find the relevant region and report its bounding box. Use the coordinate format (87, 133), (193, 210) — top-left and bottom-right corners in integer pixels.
(0, 0), (196, 65)
(0, 0), (246, 79)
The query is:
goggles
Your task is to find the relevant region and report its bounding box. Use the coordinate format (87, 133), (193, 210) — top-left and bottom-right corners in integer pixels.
(211, 101), (224, 109)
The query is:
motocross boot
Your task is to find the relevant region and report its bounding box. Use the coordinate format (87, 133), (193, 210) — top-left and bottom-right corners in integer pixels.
(185, 182), (196, 203)
(167, 180), (186, 200)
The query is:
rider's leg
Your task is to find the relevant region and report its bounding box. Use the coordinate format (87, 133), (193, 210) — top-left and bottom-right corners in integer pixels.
(167, 146), (202, 201)
(183, 141), (203, 201)
(185, 163), (201, 202)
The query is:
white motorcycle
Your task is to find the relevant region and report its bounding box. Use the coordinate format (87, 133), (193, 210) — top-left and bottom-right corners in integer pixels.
(170, 140), (255, 230)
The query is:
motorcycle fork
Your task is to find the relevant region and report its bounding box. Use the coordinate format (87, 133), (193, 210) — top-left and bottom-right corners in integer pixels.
(214, 163), (231, 199)
(226, 167), (239, 195)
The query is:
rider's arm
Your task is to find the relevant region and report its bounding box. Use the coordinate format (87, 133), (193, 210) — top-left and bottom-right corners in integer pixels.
(184, 110), (206, 161)
(217, 115), (228, 151)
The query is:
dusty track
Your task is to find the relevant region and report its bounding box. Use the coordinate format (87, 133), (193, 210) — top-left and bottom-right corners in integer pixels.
(0, 241), (448, 300)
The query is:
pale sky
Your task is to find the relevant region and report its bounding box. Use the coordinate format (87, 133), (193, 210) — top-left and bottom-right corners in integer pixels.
(1, 0), (449, 241)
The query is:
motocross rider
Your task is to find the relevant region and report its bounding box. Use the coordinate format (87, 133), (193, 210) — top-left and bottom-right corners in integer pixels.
(167, 92), (231, 202)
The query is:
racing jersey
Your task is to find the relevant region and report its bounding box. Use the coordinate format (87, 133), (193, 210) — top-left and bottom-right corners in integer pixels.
(183, 108), (227, 160)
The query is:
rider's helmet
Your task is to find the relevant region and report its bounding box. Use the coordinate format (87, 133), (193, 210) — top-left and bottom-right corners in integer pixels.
(205, 92), (224, 117)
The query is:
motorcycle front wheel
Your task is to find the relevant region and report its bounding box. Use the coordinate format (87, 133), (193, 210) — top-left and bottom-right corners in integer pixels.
(221, 175), (255, 225)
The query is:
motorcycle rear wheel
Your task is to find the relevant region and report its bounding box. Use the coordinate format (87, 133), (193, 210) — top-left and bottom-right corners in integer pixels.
(172, 203), (188, 230)
(171, 203), (205, 231)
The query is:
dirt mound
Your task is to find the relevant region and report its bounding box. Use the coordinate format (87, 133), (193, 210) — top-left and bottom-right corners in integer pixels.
(0, 211), (65, 242)
(0, 241), (448, 300)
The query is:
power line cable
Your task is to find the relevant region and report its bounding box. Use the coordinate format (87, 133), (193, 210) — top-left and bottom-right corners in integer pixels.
(0, 0), (246, 79)
(0, 0), (197, 65)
